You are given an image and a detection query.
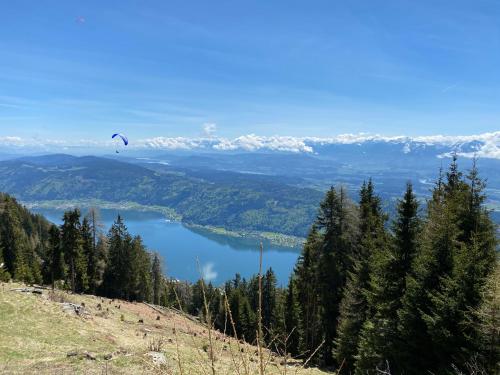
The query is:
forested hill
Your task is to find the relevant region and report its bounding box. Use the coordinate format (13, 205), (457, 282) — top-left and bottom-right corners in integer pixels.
(0, 193), (52, 282)
(0, 154), (323, 237)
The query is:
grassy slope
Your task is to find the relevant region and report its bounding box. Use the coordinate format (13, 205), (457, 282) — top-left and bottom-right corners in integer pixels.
(0, 282), (330, 375)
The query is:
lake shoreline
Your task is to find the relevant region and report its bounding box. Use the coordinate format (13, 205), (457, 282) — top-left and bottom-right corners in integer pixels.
(184, 223), (305, 249)
(23, 199), (305, 249)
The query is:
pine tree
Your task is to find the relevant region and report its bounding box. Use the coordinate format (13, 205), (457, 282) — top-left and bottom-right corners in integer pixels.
(461, 160), (497, 292)
(0, 240), (11, 282)
(315, 186), (358, 365)
(445, 153), (463, 196)
(152, 252), (163, 305)
(262, 267), (277, 337)
(2, 194), (50, 285)
(473, 261), (499, 374)
(26, 240), (43, 285)
(47, 225), (65, 290)
(228, 288), (245, 337)
(356, 182), (420, 373)
(393, 183), (421, 279)
(94, 235), (107, 291)
(420, 159), (497, 372)
(81, 217), (93, 293)
(85, 208), (103, 294)
(0, 200), (27, 278)
(394, 158), (497, 374)
(130, 236), (153, 302)
(61, 209), (87, 292)
(239, 294), (256, 343)
(103, 215), (133, 299)
(211, 287), (226, 333)
(335, 180), (387, 372)
(283, 276), (301, 356)
(13, 250), (34, 284)
(397, 169), (459, 373)
(335, 254), (371, 372)
(191, 279), (205, 316)
(295, 225), (323, 359)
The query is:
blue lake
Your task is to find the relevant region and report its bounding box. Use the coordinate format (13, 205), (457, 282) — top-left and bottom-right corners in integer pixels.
(34, 209), (301, 286)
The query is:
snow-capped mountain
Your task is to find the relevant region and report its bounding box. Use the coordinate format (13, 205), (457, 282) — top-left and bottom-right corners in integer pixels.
(0, 132), (498, 160)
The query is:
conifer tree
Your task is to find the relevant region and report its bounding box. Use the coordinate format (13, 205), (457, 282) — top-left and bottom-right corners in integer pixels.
(295, 225), (323, 358)
(0, 195), (48, 284)
(239, 294), (256, 343)
(335, 180), (387, 372)
(262, 267), (277, 335)
(445, 153), (463, 196)
(211, 287), (226, 332)
(13, 249), (34, 284)
(84, 209), (103, 294)
(5, 204), (39, 283)
(356, 182), (420, 373)
(397, 167), (458, 373)
(130, 236), (153, 302)
(190, 279), (205, 316)
(80, 217), (93, 293)
(152, 252), (163, 305)
(61, 209), (87, 292)
(419, 159), (497, 372)
(315, 186), (358, 365)
(335, 254), (371, 371)
(247, 274), (260, 314)
(0, 200), (26, 278)
(473, 261), (499, 374)
(228, 288), (245, 337)
(103, 215), (133, 299)
(47, 225), (65, 290)
(0, 241), (11, 282)
(283, 276), (301, 356)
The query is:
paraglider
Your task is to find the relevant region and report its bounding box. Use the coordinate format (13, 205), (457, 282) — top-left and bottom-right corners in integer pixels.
(112, 133), (128, 153)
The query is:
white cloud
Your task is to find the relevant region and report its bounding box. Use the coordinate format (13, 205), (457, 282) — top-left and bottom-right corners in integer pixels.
(213, 134), (313, 153)
(203, 123), (217, 137)
(303, 131), (500, 147)
(1, 131), (499, 159)
(304, 133), (409, 145)
(0, 136), (24, 145)
(201, 262), (217, 282)
(142, 136), (209, 150)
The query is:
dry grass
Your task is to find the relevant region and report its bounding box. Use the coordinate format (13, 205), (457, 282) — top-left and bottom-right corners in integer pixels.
(148, 336), (166, 352)
(0, 281), (331, 375)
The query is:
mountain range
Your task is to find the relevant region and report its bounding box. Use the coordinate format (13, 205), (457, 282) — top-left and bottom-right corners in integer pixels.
(1, 131), (499, 158)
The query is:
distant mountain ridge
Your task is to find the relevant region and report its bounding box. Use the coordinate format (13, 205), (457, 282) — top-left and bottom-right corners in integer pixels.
(1, 131), (498, 159)
(132, 144), (500, 205)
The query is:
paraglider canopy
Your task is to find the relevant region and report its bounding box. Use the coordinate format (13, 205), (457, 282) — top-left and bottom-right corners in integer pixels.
(112, 133), (128, 153)
(112, 133), (128, 145)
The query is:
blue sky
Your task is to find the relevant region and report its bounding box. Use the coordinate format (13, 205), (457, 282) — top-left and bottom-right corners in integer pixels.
(1, 0), (500, 141)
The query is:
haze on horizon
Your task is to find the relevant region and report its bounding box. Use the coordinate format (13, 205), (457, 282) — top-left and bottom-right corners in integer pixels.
(1, 0), (500, 142)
